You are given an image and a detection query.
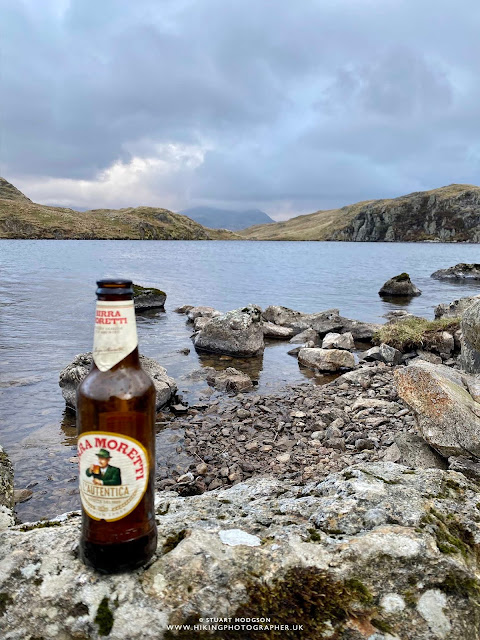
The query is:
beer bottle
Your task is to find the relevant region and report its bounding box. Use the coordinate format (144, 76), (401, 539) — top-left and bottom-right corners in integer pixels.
(76, 278), (157, 572)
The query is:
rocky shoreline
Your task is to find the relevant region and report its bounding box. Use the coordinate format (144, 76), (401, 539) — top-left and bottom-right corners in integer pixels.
(1, 287), (480, 638)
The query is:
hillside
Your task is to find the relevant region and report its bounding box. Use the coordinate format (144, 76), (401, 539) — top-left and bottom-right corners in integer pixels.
(0, 179), (239, 240)
(181, 206), (274, 231)
(240, 184), (480, 242)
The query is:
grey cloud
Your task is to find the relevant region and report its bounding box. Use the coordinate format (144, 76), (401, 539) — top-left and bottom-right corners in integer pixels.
(1, 0), (480, 214)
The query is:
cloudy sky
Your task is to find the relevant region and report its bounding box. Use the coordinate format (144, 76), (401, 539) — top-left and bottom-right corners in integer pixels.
(1, 0), (480, 220)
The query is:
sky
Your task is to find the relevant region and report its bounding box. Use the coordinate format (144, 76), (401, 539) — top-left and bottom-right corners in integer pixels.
(1, 0), (480, 220)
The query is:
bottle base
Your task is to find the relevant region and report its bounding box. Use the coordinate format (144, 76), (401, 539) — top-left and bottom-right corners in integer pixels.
(80, 530), (157, 574)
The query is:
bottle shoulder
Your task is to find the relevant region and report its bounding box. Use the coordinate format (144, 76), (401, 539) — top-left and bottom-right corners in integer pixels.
(78, 365), (155, 402)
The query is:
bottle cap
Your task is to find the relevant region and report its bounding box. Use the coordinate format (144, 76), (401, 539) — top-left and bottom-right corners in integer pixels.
(96, 279), (133, 296)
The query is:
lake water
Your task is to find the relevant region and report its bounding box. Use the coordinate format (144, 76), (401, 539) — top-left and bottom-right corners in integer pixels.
(1, 239), (479, 521)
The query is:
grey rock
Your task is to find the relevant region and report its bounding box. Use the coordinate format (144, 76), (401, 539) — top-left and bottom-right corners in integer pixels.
(1, 464), (479, 639)
(355, 438), (375, 451)
(298, 348), (355, 372)
(193, 316), (211, 332)
(205, 367), (253, 393)
(288, 328), (319, 344)
(379, 273), (422, 297)
(393, 433), (447, 469)
(415, 350), (443, 365)
(262, 305), (344, 336)
(187, 306), (222, 322)
(194, 304), (264, 357)
(460, 299), (480, 373)
(431, 263), (480, 280)
(13, 489), (33, 504)
(262, 322), (294, 340)
(339, 318), (382, 340)
(363, 343), (403, 365)
(59, 352), (177, 411)
(395, 360), (480, 457)
(435, 294), (480, 319)
(132, 284), (166, 311)
(322, 332), (354, 350)
(0, 444), (14, 532)
(448, 456), (480, 482)
(174, 304), (194, 314)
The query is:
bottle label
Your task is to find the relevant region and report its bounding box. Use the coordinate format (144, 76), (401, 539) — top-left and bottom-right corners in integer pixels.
(78, 426), (149, 522)
(92, 300), (138, 371)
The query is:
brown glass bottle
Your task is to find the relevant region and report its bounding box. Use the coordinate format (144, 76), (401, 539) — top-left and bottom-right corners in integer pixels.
(77, 279), (157, 573)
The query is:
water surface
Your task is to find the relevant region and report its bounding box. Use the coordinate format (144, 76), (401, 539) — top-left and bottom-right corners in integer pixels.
(1, 240), (479, 520)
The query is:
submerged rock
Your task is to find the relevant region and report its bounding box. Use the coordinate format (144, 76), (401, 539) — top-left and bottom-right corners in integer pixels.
(59, 352), (177, 411)
(460, 298), (480, 373)
(132, 284), (166, 311)
(431, 263), (480, 281)
(1, 463), (480, 639)
(379, 273), (422, 297)
(298, 347), (355, 372)
(194, 304), (264, 357)
(395, 360), (480, 458)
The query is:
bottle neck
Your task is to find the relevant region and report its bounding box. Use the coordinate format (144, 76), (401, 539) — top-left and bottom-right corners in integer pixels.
(92, 295), (139, 372)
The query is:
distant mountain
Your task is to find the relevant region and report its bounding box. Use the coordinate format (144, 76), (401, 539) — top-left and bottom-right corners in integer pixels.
(0, 178), (240, 240)
(181, 206), (274, 231)
(240, 184), (480, 243)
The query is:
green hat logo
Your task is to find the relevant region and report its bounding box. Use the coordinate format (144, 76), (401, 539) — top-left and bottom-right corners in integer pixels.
(96, 448), (111, 459)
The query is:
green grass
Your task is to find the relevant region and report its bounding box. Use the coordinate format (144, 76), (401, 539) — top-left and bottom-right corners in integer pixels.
(374, 316), (460, 351)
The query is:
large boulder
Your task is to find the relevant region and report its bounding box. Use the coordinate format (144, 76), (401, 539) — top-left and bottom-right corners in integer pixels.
(132, 284), (166, 311)
(262, 305), (344, 336)
(298, 347), (355, 372)
(435, 294), (480, 319)
(59, 353), (177, 411)
(379, 273), (422, 297)
(0, 444), (15, 532)
(384, 433), (447, 470)
(395, 360), (480, 458)
(340, 318), (383, 341)
(431, 263), (480, 280)
(1, 463), (480, 639)
(460, 299), (480, 373)
(193, 305), (264, 357)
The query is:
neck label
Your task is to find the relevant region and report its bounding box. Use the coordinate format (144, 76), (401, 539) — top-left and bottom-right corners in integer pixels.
(92, 300), (138, 371)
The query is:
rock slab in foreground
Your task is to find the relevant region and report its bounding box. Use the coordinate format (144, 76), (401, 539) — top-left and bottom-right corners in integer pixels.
(59, 353), (177, 411)
(194, 304), (264, 357)
(395, 360), (480, 458)
(1, 463), (480, 639)
(0, 444), (15, 531)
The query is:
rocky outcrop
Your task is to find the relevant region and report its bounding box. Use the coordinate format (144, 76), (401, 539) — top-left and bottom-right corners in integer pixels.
(132, 284), (166, 311)
(193, 305), (264, 357)
(262, 305), (344, 336)
(0, 444), (15, 532)
(460, 299), (480, 373)
(432, 263), (480, 280)
(379, 273), (422, 297)
(1, 463), (480, 639)
(298, 347), (355, 372)
(394, 360), (480, 458)
(187, 306), (222, 322)
(435, 294), (480, 319)
(0, 176), (31, 202)
(329, 184), (480, 242)
(59, 353), (177, 411)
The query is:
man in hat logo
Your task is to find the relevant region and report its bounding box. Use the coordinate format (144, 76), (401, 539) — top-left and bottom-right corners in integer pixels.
(86, 449), (122, 486)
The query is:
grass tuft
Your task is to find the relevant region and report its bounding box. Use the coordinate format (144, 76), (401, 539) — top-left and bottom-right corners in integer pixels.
(374, 316), (460, 351)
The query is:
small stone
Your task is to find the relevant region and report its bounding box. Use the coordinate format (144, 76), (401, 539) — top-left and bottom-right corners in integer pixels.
(68, 456), (79, 464)
(196, 462), (208, 475)
(176, 472), (194, 483)
(245, 442), (258, 451)
(355, 438), (375, 451)
(276, 453), (291, 463)
(13, 489), (33, 504)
